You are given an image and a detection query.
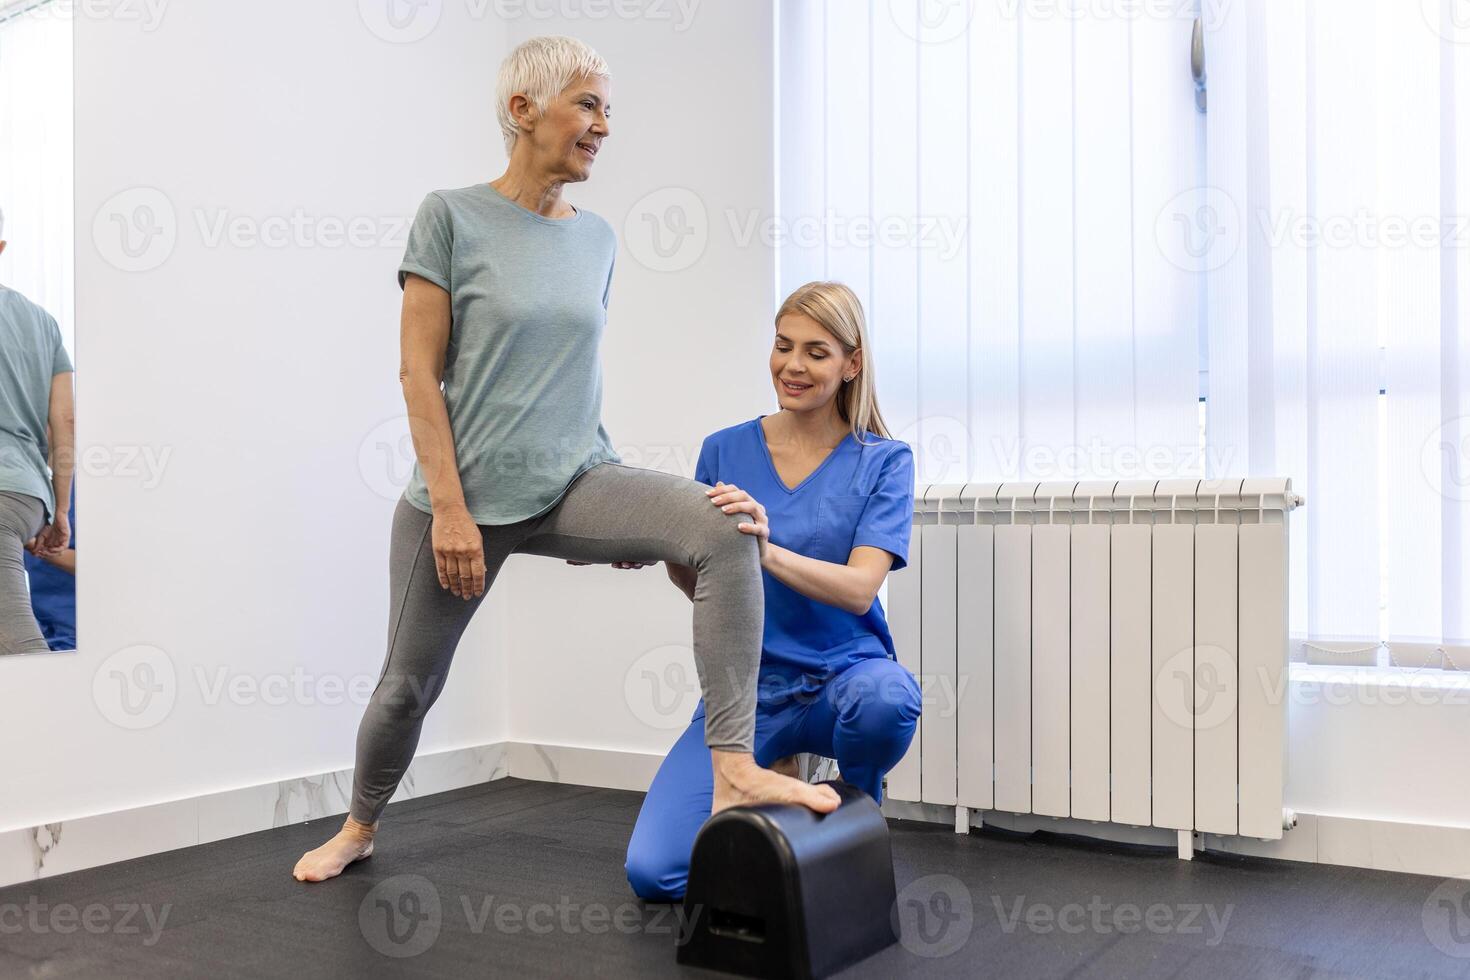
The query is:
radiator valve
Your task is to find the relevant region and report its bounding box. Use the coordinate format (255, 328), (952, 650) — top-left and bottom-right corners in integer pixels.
(1283, 808), (1298, 831)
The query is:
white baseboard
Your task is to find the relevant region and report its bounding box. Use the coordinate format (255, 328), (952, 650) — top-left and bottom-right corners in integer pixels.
(8, 741), (1467, 890)
(881, 798), (1470, 880)
(0, 741), (668, 890)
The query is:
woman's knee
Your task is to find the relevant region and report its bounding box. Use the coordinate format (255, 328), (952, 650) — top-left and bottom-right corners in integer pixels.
(624, 842), (687, 902)
(685, 490), (759, 570)
(832, 659), (922, 742)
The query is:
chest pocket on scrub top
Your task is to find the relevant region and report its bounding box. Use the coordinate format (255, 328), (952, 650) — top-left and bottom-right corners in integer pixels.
(809, 494), (869, 564)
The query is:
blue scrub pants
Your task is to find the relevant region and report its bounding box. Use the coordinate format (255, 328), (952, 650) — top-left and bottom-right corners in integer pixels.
(624, 656), (921, 902)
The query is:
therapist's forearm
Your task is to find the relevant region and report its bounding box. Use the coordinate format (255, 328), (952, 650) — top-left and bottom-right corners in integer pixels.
(761, 544), (873, 616)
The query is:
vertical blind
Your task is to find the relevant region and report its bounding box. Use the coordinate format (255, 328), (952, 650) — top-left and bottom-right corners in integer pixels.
(777, 0), (1469, 650)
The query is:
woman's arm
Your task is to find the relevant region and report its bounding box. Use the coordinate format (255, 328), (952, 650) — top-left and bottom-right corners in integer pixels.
(400, 273), (486, 599)
(399, 274), (467, 512)
(47, 371), (74, 513)
(761, 544), (892, 616)
(709, 483), (895, 616)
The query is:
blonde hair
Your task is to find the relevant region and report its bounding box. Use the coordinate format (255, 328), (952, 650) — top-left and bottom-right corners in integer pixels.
(495, 35), (610, 156)
(774, 281), (892, 444)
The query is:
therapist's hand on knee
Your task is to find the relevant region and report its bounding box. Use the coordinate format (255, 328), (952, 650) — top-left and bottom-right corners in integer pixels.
(707, 483), (769, 563)
(432, 503), (486, 600)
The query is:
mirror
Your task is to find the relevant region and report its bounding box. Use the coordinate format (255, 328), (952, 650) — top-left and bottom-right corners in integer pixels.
(0, 1), (76, 656)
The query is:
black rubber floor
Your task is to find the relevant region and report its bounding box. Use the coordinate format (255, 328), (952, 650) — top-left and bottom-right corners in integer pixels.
(2, 777), (1467, 979)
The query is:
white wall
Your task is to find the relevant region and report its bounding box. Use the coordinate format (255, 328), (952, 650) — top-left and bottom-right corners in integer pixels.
(0, 0), (516, 831)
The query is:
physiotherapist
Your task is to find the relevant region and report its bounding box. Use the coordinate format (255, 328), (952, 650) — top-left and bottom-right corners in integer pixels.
(623, 280), (923, 902)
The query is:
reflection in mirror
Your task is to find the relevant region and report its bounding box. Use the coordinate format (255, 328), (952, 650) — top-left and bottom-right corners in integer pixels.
(0, 0), (76, 655)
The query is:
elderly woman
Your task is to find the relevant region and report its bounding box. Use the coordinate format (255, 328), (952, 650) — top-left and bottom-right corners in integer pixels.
(293, 35), (838, 883)
(0, 213), (75, 656)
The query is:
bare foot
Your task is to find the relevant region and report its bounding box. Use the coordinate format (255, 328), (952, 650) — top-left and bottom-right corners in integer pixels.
(769, 754), (800, 779)
(712, 750), (841, 815)
(292, 816), (377, 882)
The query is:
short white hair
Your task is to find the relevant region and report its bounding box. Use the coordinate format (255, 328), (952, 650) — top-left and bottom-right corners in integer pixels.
(495, 35), (609, 156)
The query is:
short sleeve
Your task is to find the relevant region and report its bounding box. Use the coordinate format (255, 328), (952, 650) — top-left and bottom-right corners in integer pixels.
(397, 191), (453, 291)
(853, 443), (915, 572)
(693, 436), (716, 486)
(47, 315), (72, 375)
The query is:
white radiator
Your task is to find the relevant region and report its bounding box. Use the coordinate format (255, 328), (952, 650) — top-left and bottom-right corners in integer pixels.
(886, 478), (1302, 844)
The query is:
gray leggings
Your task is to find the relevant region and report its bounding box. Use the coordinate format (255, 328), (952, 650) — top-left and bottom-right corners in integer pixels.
(351, 461), (763, 824)
(0, 491), (49, 656)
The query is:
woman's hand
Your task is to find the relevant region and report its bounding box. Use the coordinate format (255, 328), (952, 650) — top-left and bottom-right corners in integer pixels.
(707, 482), (770, 565)
(432, 503), (485, 599)
(27, 515), (70, 557)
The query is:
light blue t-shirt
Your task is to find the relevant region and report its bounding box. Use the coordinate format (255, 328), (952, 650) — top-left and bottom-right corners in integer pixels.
(0, 286), (72, 525)
(397, 183), (621, 525)
(695, 416), (916, 696)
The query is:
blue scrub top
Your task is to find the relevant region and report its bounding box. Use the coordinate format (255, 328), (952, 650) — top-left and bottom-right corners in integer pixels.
(24, 482), (76, 651)
(695, 416), (915, 696)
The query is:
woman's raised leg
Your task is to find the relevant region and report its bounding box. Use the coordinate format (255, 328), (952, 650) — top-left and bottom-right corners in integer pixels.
(515, 462), (840, 814)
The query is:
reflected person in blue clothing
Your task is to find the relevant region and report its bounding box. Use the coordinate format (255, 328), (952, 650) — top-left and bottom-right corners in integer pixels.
(619, 281), (922, 902)
(24, 479), (75, 651)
